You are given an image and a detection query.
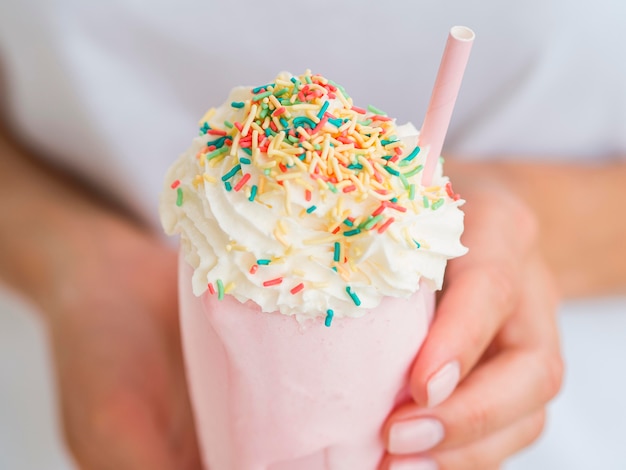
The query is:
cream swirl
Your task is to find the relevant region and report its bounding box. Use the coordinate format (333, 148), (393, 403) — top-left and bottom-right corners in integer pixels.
(160, 71), (467, 319)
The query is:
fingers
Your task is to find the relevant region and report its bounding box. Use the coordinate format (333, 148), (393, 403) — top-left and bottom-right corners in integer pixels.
(381, 410), (546, 470)
(384, 344), (561, 454)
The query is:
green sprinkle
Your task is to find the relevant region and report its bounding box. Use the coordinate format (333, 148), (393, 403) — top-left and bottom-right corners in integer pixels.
(327, 183), (338, 193)
(409, 184), (416, 200)
(317, 101), (330, 120)
(252, 90), (273, 102)
(325, 309), (334, 327)
(313, 144), (322, 151)
(206, 146), (230, 160)
(363, 214), (384, 230)
(403, 164), (424, 178)
(344, 228), (362, 237)
(400, 174), (410, 189)
(383, 166), (400, 176)
(381, 139), (399, 146)
(287, 134), (299, 143)
(290, 77), (301, 88)
(293, 116), (317, 129)
(403, 146), (420, 162)
(207, 136), (229, 148)
(423, 196), (430, 208)
(329, 80), (350, 99)
(328, 117), (343, 127)
(222, 164), (242, 181)
(305, 75), (313, 84)
(176, 187), (183, 206)
(367, 104), (386, 115)
(279, 117), (289, 128)
(223, 120), (234, 128)
(242, 148), (253, 156)
(306, 205), (317, 214)
(264, 168), (271, 175)
(413, 239), (421, 248)
(240, 157), (251, 165)
(343, 218), (354, 227)
(249, 185), (258, 201)
(347, 163), (363, 170)
(224, 181), (232, 191)
(231, 101), (245, 108)
(257, 259), (271, 265)
(333, 242), (341, 262)
(431, 198), (445, 210)
(216, 279), (224, 300)
(259, 108), (270, 119)
(274, 88), (288, 97)
(252, 84), (272, 93)
(346, 286), (362, 306)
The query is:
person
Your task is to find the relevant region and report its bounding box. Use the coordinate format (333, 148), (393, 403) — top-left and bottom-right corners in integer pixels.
(0, 1), (624, 469)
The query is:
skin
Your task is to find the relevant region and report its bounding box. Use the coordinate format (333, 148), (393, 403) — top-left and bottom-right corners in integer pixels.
(1, 119), (625, 469)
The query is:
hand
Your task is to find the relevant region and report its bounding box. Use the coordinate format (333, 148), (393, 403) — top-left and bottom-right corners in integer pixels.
(380, 178), (564, 469)
(46, 214), (202, 470)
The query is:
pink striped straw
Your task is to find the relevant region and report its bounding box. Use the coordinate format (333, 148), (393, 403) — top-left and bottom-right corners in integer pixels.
(420, 26), (475, 186)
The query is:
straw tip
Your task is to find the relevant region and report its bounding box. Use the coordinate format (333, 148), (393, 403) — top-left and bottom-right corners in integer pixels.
(450, 26), (475, 42)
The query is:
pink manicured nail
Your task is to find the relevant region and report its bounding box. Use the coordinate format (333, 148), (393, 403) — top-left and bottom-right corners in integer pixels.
(427, 360), (460, 408)
(389, 457), (438, 470)
(388, 418), (444, 454)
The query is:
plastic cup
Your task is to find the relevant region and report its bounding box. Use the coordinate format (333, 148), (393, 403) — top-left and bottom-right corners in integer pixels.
(178, 254), (434, 470)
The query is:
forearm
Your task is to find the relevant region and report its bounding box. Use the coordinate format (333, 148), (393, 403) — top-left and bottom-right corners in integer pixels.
(446, 159), (626, 298)
(0, 129), (159, 315)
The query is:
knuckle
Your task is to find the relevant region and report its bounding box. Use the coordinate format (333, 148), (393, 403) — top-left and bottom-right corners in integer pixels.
(465, 399), (491, 440)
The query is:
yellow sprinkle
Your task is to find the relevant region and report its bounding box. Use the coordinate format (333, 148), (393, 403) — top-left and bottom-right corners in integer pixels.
(293, 269), (305, 277)
(303, 234), (344, 245)
(198, 108), (216, 125)
(261, 116), (270, 129)
(241, 104), (257, 136)
(203, 173), (216, 183)
(224, 282), (236, 294)
(230, 133), (241, 157)
(284, 181), (292, 215)
(192, 175), (204, 188)
(289, 103), (319, 111)
(357, 155), (375, 174)
(334, 87), (351, 108)
(274, 228), (290, 247)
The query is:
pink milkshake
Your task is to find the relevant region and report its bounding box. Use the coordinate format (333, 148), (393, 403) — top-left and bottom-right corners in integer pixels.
(161, 70), (467, 469)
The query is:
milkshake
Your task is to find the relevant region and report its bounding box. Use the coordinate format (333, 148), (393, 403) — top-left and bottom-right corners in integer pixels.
(161, 70), (467, 469)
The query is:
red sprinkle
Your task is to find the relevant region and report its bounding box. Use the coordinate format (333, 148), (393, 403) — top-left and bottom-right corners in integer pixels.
(279, 163), (288, 173)
(170, 180), (181, 189)
(290, 283), (305, 295)
(207, 129), (227, 136)
(269, 121), (278, 132)
(272, 106), (286, 117)
(208, 283), (216, 295)
(263, 277), (283, 287)
(385, 201), (408, 213)
(234, 122), (243, 132)
(234, 173), (251, 192)
(351, 106), (367, 114)
(332, 226), (341, 234)
(377, 217), (395, 234)
(342, 184), (357, 193)
(305, 189), (312, 201)
(249, 264), (259, 275)
(312, 115), (329, 134)
(371, 203), (386, 217)
(372, 115), (392, 122)
(446, 182), (461, 201)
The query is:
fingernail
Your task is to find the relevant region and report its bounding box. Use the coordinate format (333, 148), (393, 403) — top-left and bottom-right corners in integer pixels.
(389, 457), (438, 470)
(388, 418), (444, 454)
(426, 360), (460, 408)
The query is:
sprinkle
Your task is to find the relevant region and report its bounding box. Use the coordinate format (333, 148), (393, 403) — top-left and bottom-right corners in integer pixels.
(346, 286), (362, 306)
(409, 183), (416, 200)
(423, 196), (430, 208)
(216, 279), (224, 300)
(343, 218), (354, 227)
(367, 104), (386, 115)
(249, 264), (259, 274)
(257, 259), (271, 265)
(223, 121), (234, 128)
(293, 116), (317, 129)
(224, 181), (232, 191)
(249, 185), (258, 201)
(333, 242), (341, 262)
(306, 205), (317, 214)
(305, 189), (312, 201)
(383, 165), (400, 176)
(170, 179), (181, 189)
(176, 187), (183, 206)
(240, 157), (252, 165)
(403, 164), (424, 178)
(222, 164), (242, 181)
(252, 90), (273, 101)
(317, 101), (330, 119)
(363, 214), (384, 230)
(263, 277), (283, 287)
(431, 198), (445, 210)
(351, 105), (367, 114)
(342, 184), (357, 193)
(206, 146), (230, 160)
(208, 283), (215, 295)
(290, 283), (305, 294)
(343, 228), (362, 237)
(207, 128), (227, 136)
(233, 173), (251, 192)
(325, 309), (334, 327)
(403, 146), (420, 162)
(377, 217), (395, 233)
(231, 101), (245, 108)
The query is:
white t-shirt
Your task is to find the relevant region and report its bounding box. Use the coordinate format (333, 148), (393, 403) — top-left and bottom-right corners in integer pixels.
(1, 1), (625, 469)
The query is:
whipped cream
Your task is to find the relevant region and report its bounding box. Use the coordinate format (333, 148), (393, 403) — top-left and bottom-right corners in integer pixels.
(160, 71), (467, 319)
